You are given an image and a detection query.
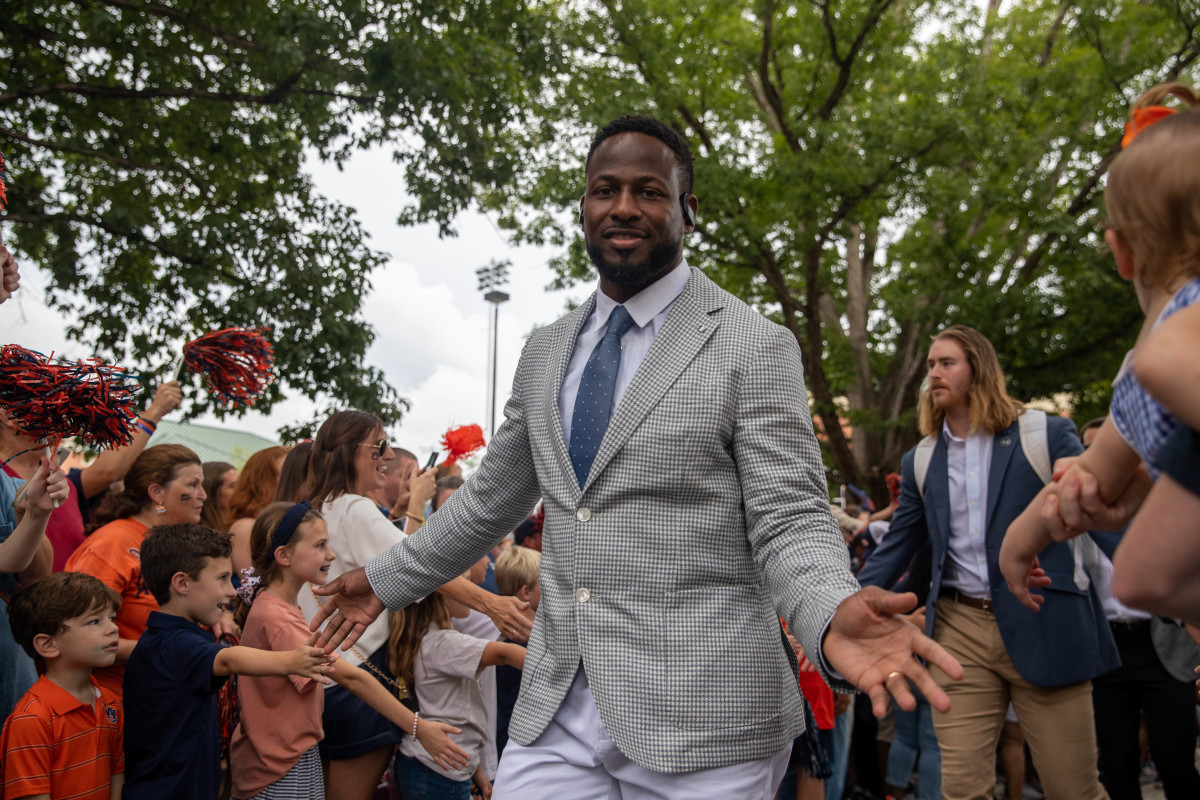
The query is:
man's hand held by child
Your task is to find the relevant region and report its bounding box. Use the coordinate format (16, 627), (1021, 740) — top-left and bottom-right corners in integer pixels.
(308, 566), (386, 654)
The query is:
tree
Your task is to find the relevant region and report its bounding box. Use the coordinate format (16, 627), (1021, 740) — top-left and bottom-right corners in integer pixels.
(490, 0), (1200, 501)
(1, 0), (559, 434)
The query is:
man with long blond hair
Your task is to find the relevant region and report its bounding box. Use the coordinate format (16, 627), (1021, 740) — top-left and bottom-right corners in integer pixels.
(859, 325), (1116, 800)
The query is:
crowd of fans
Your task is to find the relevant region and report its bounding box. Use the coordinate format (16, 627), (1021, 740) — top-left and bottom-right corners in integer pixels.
(1, 80), (1200, 800)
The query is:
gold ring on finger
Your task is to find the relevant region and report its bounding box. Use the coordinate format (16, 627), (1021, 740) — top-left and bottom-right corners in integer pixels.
(887, 671), (904, 681)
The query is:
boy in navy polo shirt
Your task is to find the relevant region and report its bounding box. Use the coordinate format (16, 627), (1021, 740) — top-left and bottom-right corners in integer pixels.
(122, 524), (334, 800)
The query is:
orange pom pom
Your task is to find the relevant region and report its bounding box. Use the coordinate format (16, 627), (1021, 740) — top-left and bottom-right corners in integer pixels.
(441, 424), (486, 466)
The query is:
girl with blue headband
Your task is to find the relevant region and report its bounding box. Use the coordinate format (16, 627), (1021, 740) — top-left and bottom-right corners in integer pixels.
(229, 501), (469, 800)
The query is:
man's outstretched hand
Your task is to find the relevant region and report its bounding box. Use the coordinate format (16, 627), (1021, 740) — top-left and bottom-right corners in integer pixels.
(823, 587), (964, 717)
(308, 566), (386, 654)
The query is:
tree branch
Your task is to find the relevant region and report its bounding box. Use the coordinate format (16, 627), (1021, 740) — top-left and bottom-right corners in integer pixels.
(80, 0), (266, 53)
(4, 212), (251, 289)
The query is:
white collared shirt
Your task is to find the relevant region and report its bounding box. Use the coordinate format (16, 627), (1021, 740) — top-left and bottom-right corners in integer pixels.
(941, 420), (994, 598)
(558, 260), (691, 442)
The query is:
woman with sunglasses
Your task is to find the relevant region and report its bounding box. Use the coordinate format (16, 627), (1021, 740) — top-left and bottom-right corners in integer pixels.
(296, 410), (531, 800)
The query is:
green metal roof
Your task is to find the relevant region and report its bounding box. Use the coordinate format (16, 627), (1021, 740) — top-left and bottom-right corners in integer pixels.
(147, 420), (280, 468)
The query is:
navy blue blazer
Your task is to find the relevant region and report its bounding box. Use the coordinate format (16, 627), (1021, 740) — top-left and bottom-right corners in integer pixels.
(858, 414), (1119, 687)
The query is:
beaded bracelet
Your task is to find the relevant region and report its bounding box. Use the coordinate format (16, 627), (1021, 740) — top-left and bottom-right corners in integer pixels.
(412, 711), (420, 738)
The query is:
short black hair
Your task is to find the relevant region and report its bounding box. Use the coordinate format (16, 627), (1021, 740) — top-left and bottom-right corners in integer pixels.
(1079, 416), (1107, 436)
(586, 115), (695, 194)
(433, 475), (465, 511)
(140, 523), (233, 604)
(7, 572), (121, 666)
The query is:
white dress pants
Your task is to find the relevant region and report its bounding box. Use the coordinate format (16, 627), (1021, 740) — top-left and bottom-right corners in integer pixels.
(493, 667), (791, 800)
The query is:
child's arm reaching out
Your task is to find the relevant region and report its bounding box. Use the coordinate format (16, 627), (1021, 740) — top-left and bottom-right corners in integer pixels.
(479, 641), (526, 671)
(1000, 420), (1143, 611)
(213, 633), (335, 683)
(329, 657), (470, 773)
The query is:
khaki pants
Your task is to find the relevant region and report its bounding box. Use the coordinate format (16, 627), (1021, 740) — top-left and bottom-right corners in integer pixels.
(930, 597), (1108, 800)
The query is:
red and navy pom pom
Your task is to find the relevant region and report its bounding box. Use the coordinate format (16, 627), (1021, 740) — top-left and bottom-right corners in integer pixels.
(182, 328), (274, 407)
(0, 152), (8, 211)
(441, 424), (486, 466)
(0, 345), (143, 449)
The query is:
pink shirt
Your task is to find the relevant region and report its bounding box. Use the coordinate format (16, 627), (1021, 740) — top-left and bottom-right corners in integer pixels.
(2, 463), (85, 572)
(230, 591), (323, 798)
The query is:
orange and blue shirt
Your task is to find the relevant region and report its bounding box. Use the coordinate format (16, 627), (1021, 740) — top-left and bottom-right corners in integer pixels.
(0, 675), (123, 800)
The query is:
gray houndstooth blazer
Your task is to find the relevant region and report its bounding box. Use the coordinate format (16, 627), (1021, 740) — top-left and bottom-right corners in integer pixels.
(365, 267), (859, 773)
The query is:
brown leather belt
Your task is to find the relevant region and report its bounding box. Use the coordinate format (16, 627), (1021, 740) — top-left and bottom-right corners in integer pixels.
(940, 588), (994, 614)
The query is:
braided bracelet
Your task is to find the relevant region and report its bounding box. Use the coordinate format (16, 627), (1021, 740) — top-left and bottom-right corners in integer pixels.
(412, 711), (420, 738)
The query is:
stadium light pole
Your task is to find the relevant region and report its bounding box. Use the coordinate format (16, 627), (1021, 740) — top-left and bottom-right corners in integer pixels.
(476, 259), (511, 440)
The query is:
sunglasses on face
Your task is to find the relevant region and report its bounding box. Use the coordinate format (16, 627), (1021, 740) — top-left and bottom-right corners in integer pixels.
(357, 439), (389, 458)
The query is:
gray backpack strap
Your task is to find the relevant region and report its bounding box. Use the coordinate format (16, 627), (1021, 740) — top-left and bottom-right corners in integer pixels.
(1018, 409), (1096, 591)
(1017, 409), (1051, 484)
(913, 435), (937, 499)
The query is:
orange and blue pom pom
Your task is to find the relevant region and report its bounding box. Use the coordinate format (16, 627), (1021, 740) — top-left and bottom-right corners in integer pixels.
(0, 345), (144, 449)
(181, 327), (275, 407)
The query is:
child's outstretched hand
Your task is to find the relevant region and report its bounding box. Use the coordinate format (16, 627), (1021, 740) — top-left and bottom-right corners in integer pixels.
(287, 635), (336, 684)
(417, 718), (469, 773)
(998, 545), (1051, 613)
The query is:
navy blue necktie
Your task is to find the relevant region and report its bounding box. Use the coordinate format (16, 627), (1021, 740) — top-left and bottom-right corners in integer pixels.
(569, 305), (636, 487)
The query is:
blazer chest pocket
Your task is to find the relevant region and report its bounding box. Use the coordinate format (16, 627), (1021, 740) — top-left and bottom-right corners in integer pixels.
(662, 586), (789, 731)
(647, 382), (731, 445)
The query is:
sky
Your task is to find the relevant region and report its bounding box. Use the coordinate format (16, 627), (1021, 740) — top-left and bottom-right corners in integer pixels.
(0, 144), (591, 461)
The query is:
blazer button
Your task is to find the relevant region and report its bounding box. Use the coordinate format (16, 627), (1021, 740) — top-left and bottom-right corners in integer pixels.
(576, 588), (591, 603)
(576, 507), (591, 522)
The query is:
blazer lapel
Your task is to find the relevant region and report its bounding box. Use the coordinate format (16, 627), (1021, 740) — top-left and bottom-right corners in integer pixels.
(986, 421), (1019, 532)
(544, 295), (596, 491)
(926, 436), (951, 547)
(582, 270), (722, 491)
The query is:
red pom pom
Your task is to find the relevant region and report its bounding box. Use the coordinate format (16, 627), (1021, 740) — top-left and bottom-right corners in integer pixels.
(0, 152), (8, 211)
(0, 345), (144, 449)
(440, 424), (486, 466)
(182, 328), (274, 407)
(885, 472), (902, 505)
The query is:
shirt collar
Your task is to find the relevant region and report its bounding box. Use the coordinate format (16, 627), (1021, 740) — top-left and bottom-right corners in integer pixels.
(32, 675), (101, 715)
(942, 419), (967, 444)
(595, 259), (691, 330)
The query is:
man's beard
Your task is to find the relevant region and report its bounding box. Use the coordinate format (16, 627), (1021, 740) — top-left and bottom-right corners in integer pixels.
(586, 240), (682, 297)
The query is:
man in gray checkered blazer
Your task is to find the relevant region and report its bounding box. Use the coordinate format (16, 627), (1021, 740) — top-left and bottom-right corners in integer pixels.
(312, 115), (962, 798)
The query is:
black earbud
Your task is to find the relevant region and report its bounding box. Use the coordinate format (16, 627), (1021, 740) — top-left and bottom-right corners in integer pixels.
(679, 193), (696, 228)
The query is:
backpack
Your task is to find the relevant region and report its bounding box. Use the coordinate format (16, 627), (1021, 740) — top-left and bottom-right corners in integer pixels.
(911, 409), (1098, 591)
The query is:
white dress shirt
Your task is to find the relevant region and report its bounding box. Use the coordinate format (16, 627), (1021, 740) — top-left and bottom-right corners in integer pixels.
(558, 260), (691, 443)
(941, 420), (994, 598)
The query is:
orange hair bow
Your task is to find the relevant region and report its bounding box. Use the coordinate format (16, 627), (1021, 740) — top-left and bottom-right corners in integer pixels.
(1122, 105), (1177, 148)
